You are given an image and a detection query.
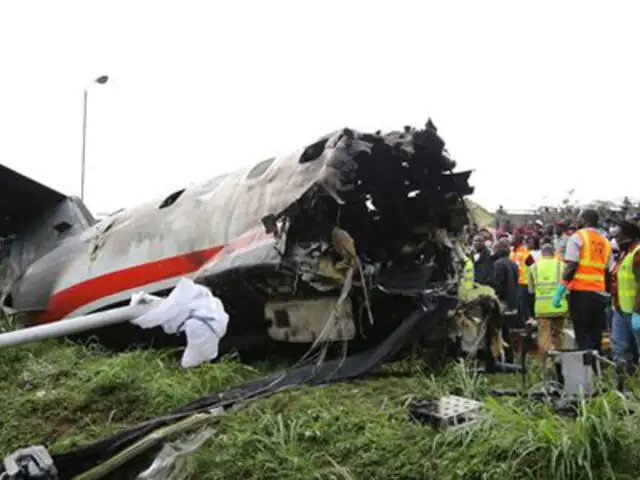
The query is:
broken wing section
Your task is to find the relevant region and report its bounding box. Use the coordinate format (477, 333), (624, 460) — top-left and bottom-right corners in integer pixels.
(0, 164), (95, 314)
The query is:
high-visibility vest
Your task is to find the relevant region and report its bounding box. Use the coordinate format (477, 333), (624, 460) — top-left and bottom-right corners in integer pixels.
(568, 228), (612, 292)
(617, 244), (640, 313)
(534, 257), (568, 317)
(463, 255), (475, 290)
(510, 246), (530, 285)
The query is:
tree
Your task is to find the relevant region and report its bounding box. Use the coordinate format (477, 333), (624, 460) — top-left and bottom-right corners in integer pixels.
(504, 189), (637, 227)
(588, 199), (618, 219)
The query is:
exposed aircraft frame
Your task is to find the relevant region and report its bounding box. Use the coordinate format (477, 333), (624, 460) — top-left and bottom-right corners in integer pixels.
(1, 120), (490, 356)
(0, 119), (507, 479)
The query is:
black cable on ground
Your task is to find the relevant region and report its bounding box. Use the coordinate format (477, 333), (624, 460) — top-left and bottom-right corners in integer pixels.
(49, 297), (455, 479)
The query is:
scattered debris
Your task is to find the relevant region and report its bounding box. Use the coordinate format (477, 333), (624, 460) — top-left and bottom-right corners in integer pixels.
(408, 395), (484, 432)
(3, 445), (57, 480)
(0, 119), (506, 479)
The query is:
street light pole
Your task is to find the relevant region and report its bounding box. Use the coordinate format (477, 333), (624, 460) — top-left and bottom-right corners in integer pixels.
(80, 88), (88, 201)
(80, 75), (109, 202)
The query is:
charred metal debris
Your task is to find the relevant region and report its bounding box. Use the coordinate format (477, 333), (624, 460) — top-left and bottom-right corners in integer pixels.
(204, 120), (475, 351)
(0, 119), (478, 354)
(1, 120), (492, 479)
(273, 119), (472, 281)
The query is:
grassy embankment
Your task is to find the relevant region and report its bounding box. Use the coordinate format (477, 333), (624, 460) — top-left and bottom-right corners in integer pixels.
(2, 321), (640, 480)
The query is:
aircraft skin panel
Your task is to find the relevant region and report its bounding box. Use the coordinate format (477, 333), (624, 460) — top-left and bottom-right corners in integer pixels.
(13, 124), (472, 332)
(50, 142), (323, 293)
(60, 228), (277, 318)
(40, 245), (223, 322)
(28, 137), (327, 323)
(58, 264), (205, 319)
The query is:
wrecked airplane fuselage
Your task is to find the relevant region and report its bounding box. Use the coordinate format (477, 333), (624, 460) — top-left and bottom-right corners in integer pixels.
(2, 121), (477, 352)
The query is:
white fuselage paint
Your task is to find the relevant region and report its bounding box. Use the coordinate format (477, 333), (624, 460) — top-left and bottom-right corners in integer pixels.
(24, 132), (334, 320)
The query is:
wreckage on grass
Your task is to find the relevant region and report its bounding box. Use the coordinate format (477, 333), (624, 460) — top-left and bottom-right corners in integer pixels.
(0, 120), (509, 478)
(0, 120), (498, 357)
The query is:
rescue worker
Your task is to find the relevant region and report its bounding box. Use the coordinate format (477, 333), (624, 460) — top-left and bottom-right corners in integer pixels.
(462, 252), (475, 291)
(528, 243), (567, 357)
(553, 209), (613, 353)
(510, 235), (535, 327)
(610, 221), (640, 370)
(472, 234), (493, 286)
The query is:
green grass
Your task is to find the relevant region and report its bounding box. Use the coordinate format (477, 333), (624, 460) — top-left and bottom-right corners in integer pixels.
(3, 329), (640, 479)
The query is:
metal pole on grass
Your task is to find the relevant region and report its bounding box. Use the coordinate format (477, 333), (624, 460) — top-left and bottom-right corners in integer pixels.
(81, 75), (109, 201)
(0, 303), (151, 349)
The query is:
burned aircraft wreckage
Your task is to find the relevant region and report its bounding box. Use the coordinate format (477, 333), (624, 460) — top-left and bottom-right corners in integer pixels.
(0, 120), (504, 479)
(1, 120), (492, 356)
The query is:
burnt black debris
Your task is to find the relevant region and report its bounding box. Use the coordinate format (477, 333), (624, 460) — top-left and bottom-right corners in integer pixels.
(208, 120), (475, 353)
(288, 119), (473, 265)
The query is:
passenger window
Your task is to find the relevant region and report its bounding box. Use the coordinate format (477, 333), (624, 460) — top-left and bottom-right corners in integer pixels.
(299, 137), (328, 164)
(159, 189), (186, 209)
(246, 158), (275, 180)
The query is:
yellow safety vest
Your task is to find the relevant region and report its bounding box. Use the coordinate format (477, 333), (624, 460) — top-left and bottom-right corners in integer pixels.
(463, 255), (475, 290)
(534, 257), (568, 317)
(617, 244), (640, 314)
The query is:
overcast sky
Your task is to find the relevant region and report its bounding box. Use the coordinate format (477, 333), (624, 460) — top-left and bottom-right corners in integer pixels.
(1, 1), (638, 215)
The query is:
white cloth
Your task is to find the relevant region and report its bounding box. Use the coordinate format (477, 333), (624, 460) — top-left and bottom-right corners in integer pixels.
(130, 277), (229, 368)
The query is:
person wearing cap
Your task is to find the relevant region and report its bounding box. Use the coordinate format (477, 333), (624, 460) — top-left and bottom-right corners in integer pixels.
(610, 221), (640, 371)
(528, 243), (567, 358)
(552, 209), (613, 352)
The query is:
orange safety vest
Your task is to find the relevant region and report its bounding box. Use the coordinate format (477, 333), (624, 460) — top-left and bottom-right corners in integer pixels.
(567, 228), (612, 292)
(510, 246), (530, 285)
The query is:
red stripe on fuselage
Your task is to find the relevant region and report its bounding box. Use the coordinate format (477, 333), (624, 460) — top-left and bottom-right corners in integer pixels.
(40, 246), (224, 322)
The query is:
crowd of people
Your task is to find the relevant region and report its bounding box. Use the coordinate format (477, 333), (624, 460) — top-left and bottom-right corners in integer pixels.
(461, 209), (640, 372)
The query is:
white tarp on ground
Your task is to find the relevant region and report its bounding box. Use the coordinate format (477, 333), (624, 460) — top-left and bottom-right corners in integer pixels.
(130, 277), (229, 368)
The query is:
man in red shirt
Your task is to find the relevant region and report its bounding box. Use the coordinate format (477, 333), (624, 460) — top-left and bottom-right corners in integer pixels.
(610, 221), (640, 371)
